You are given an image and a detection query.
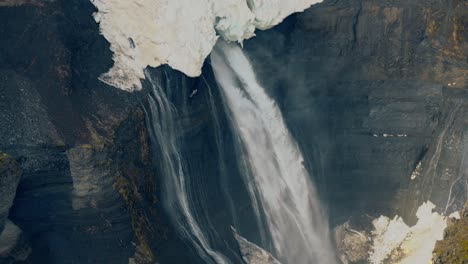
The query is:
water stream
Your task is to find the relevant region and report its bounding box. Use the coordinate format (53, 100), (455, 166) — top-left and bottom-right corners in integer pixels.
(144, 71), (230, 264)
(211, 41), (336, 264)
(144, 41), (337, 264)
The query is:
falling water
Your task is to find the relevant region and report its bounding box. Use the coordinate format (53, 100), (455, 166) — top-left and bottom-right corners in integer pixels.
(211, 41), (337, 264)
(143, 70), (230, 264)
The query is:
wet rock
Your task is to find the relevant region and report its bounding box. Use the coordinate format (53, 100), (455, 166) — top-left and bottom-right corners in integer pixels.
(334, 217), (373, 264)
(67, 145), (116, 210)
(0, 153), (30, 263)
(0, 152), (21, 232)
(232, 228), (282, 264)
(0, 0), (466, 263)
(113, 110), (166, 264)
(0, 220), (31, 262)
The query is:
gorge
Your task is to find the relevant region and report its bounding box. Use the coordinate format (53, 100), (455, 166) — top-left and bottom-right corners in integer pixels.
(0, 0), (466, 264)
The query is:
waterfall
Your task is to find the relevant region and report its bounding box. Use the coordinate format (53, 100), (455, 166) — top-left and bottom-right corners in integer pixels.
(143, 70), (230, 264)
(211, 41), (337, 264)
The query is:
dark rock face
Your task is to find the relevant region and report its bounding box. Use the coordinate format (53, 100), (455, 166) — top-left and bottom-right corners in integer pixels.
(242, 0), (467, 225)
(0, 1), (165, 263)
(333, 215), (374, 263)
(138, 67), (261, 264)
(112, 110), (168, 264)
(0, 0), (467, 263)
(232, 228), (282, 264)
(0, 152), (31, 263)
(0, 153), (21, 232)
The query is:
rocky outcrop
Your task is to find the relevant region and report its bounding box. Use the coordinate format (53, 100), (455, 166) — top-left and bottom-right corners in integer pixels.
(0, 2), (165, 263)
(0, 153), (21, 231)
(0, 152), (30, 263)
(232, 228), (282, 264)
(334, 216), (373, 264)
(2, 109), (165, 264)
(433, 202), (468, 264)
(113, 110), (167, 264)
(0, 0), (466, 263)
(243, 0), (468, 226)
(0, 220), (31, 262)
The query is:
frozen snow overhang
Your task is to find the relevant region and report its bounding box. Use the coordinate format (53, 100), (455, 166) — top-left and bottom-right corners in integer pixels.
(90, 0), (323, 91)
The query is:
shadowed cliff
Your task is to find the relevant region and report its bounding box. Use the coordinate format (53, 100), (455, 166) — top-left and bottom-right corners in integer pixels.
(0, 0), (466, 263)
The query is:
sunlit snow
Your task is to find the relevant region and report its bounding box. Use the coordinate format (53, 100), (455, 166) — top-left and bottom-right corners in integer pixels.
(369, 201), (449, 264)
(90, 0), (322, 91)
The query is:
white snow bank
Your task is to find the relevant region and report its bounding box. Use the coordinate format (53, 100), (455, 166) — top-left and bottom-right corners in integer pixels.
(369, 201), (448, 264)
(90, 0), (322, 91)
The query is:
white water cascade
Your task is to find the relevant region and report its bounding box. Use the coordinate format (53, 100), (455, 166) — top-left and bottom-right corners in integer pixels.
(144, 71), (230, 264)
(211, 41), (337, 264)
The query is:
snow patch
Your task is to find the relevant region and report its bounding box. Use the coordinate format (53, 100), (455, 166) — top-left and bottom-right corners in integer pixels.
(369, 201), (448, 264)
(372, 133), (408, 138)
(90, 0), (322, 91)
(410, 161), (422, 180)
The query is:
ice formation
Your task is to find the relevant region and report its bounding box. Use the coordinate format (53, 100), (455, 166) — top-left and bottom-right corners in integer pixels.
(90, 0), (322, 91)
(369, 201), (449, 264)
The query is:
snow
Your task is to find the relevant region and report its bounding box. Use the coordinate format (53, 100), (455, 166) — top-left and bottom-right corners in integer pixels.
(369, 201), (448, 264)
(90, 0), (323, 91)
(410, 161), (422, 180)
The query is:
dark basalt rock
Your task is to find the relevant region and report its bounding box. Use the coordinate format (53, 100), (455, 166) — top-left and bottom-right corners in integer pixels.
(232, 228), (282, 264)
(242, 0), (467, 225)
(0, 152), (21, 232)
(0, 0), (466, 263)
(0, 220), (31, 263)
(0, 1), (164, 263)
(0, 152), (29, 263)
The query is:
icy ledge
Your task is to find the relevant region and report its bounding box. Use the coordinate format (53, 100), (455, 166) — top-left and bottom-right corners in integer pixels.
(369, 201), (458, 264)
(335, 201), (461, 264)
(90, 0), (322, 91)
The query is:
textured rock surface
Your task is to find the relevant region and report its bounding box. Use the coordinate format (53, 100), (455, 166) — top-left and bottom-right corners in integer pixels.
(0, 0), (467, 263)
(243, 0), (468, 225)
(232, 228), (282, 264)
(0, 153), (21, 231)
(0, 153), (28, 263)
(0, 1), (165, 263)
(433, 202), (468, 264)
(0, 220), (31, 262)
(334, 217), (373, 264)
(0, 0), (45, 7)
